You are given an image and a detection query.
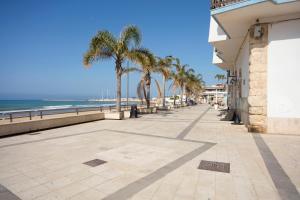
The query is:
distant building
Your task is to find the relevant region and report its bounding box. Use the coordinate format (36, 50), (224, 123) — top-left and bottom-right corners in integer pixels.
(208, 0), (300, 134)
(202, 84), (227, 106)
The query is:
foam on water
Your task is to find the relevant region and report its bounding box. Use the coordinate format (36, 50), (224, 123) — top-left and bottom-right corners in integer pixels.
(42, 105), (73, 110)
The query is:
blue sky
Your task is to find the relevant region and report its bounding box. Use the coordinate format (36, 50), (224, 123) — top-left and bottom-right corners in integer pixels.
(0, 0), (224, 100)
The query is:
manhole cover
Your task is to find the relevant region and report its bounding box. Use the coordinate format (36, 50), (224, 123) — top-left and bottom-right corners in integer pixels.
(198, 160), (230, 173)
(83, 159), (106, 167)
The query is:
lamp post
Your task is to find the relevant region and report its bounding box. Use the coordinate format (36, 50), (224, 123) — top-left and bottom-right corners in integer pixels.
(126, 62), (129, 107)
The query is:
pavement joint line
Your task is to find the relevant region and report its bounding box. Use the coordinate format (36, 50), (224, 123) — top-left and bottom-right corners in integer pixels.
(176, 106), (211, 139)
(253, 133), (300, 200)
(102, 142), (215, 200)
(0, 129), (105, 149)
(0, 108), (214, 149)
(104, 129), (215, 145)
(0, 106), (217, 200)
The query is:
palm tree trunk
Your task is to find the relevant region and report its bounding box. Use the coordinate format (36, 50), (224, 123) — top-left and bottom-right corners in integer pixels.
(162, 75), (166, 108)
(180, 87), (184, 105)
(146, 84), (150, 108)
(116, 59), (122, 112)
(145, 72), (151, 109)
(116, 72), (122, 112)
(173, 92), (176, 106)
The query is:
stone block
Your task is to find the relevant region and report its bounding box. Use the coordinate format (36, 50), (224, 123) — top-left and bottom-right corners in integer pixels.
(248, 79), (266, 88)
(249, 64), (267, 73)
(249, 72), (266, 82)
(249, 114), (266, 125)
(248, 125), (266, 133)
(248, 88), (265, 96)
(248, 96), (266, 107)
(249, 51), (268, 65)
(249, 107), (265, 115)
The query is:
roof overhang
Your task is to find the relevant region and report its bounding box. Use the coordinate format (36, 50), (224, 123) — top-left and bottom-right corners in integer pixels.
(209, 0), (300, 69)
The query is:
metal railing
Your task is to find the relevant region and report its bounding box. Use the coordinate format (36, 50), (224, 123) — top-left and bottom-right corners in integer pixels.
(0, 102), (189, 123)
(0, 104), (142, 123)
(211, 0), (242, 9)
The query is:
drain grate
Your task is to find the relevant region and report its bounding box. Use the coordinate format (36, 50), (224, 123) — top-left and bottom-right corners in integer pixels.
(198, 160), (230, 173)
(83, 159), (106, 167)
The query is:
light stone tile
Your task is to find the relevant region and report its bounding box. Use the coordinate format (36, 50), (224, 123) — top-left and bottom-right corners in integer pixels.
(69, 189), (106, 200)
(6, 179), (40, 193)
(43, 177), (73, 190)
(35, 192), (65, 200)
(78, 175), (107, 188)
(65, 169), (94, 182)
(0, 174), (30, 186)
(56, 182), (89, 199)
(0, 105), (299, 200)
(18, 185), (50, 200)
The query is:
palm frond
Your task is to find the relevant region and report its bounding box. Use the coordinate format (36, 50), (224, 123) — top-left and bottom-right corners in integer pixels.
(83, 30), (117, 66)
(122, 67), (142, 74)
(120, 25), (141, 49)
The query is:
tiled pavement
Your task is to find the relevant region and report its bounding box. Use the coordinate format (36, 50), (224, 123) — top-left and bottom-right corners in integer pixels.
(0, 105), (299, 200)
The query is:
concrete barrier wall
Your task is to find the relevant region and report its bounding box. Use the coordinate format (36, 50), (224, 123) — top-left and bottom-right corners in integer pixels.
(0, 113), (105, 137)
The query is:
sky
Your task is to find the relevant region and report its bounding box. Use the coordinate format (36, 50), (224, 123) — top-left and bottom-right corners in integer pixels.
(0, 0), (224, 100)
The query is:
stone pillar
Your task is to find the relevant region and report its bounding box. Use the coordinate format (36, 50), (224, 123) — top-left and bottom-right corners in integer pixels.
(248, 24), (268, 133)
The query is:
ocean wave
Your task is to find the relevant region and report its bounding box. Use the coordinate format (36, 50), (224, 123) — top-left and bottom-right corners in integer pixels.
(42, 105), (73, 110)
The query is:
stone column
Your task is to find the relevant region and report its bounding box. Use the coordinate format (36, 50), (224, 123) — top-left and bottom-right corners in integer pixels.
(248, 24), (268, 133)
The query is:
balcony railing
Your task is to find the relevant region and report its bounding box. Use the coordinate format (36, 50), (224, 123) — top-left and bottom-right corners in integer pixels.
(211, 0), (243, 9)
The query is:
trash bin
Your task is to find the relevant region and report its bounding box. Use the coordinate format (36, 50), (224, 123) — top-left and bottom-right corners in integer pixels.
(130, 105), (138, 118)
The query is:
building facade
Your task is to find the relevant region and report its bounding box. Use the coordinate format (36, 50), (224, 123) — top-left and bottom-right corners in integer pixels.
(202, 84), (227, 106)
(209, 0), (300, 134)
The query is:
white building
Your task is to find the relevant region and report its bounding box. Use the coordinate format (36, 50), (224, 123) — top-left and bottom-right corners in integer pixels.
(202, 84), (227, 105)
(209, 0), (300, 134)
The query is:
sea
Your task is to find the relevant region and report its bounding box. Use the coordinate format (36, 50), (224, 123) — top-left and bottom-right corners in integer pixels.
(0, 99), (118, 112)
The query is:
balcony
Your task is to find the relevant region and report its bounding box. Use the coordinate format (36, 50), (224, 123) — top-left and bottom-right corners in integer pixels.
(210, 0), (242, 10)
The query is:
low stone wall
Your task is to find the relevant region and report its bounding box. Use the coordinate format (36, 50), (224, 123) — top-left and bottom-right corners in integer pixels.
(104, 111), (124, 120)
(138, 107), (157, 114)
(0, 113), (105, 137)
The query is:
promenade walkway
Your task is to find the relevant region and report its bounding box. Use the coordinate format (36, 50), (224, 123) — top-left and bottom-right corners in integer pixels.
(0, 105), (299, 200)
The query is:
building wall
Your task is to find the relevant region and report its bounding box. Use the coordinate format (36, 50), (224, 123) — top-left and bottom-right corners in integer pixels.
(235, 35), (250, 124)
(268, 19), (300, 118)
(267, 19), (300, 134)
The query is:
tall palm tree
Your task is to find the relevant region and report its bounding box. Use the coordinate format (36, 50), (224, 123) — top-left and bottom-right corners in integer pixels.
(134, 50), (160, 108)
(156, 56), (173, 107)
(83, 25), (145, 112)
(171, 58), (194, 105)
(185, 72), (204, 102)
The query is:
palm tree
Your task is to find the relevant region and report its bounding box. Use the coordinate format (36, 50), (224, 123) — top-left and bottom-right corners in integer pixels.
(215, 74), (226, 82)
(156, 56), (173, 108)
(133, 50), (159, 108)
(171, 58), (193, 105)
(83, 25), (145, 113)
(185, 72), (205, 102)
